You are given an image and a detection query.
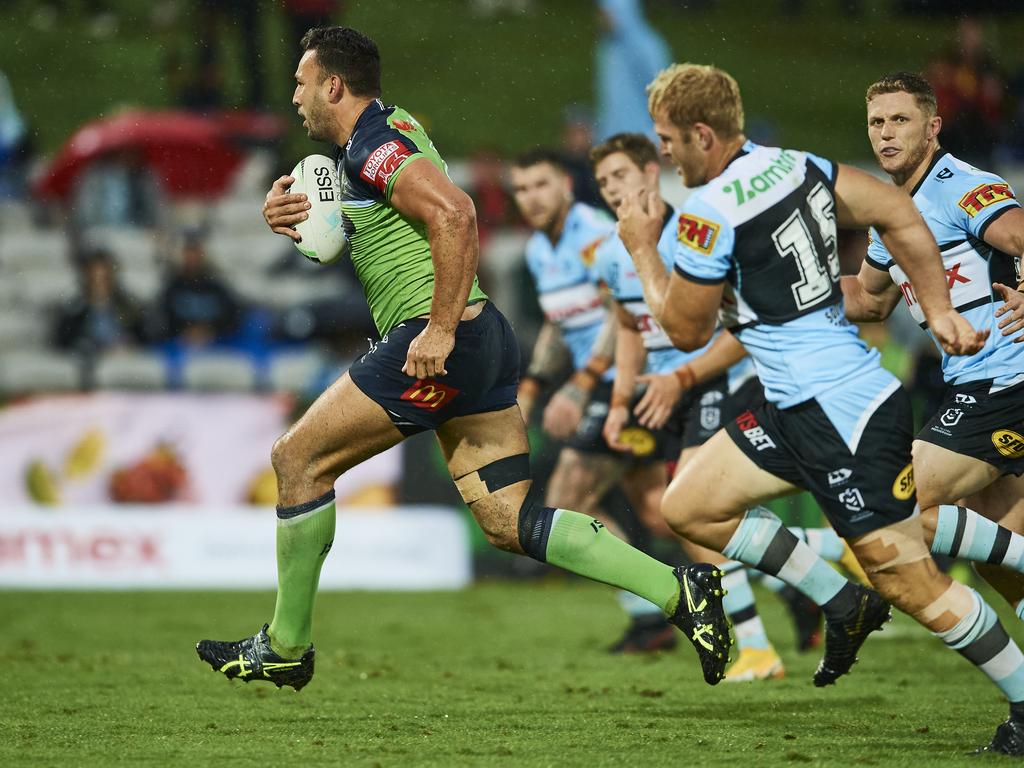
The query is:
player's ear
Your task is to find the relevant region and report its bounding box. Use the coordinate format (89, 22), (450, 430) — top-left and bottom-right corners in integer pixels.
(327, 74), (345, 104)
(928, 114), (942, 142)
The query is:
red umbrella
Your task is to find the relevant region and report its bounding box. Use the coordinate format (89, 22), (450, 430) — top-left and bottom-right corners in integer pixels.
(34, 110), (246, 201)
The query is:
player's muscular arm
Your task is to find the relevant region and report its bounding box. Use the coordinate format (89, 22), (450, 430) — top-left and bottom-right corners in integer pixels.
(543, 312), (617, 440)
(841, 264), (902, 322)
(833, 163), (987, 356)
(982, 208), (1024, 269)
(519, 321), (567, 421)
(390, 157), (477, 378)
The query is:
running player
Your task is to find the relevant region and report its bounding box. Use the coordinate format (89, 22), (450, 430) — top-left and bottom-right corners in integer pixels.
(195, 29), (732, 690)
(840, 74), (1024, 673)
(590, 132), (849, 681)
(620, 62), (1024, 752)
(511, 149), (678, 653)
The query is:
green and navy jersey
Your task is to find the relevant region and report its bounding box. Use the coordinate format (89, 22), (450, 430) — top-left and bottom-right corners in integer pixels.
(523, 203), (615, 376)
(333, 100), (487, 335)
(865, 150), (1023, 390)
(675, 141), (899, 452)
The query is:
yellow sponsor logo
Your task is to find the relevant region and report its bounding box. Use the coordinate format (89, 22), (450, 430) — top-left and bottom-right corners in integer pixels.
(958, 182), (1015, 217)
(891, 462), (915, 500)
(677, 213), (720, 254)
(618, 427), (656, 457)
(992, 429), (1024, 458)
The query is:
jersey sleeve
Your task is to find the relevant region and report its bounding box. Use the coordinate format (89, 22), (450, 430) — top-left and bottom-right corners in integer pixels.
(947, 171), (1020, 240)
(672, 196), (735, 284)
(591, 237), (616, 291)
(864, 227), (893, 270)
(344, 125), (423, 202)
(804, 151), (838, 186)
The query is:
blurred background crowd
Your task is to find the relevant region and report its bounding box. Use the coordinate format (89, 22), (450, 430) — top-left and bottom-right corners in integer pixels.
(1, 0), (1023, 535)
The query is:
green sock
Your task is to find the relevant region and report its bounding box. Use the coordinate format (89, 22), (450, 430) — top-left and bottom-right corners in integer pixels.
(267, 494), (336, 658)
(545, 509), (680, 614)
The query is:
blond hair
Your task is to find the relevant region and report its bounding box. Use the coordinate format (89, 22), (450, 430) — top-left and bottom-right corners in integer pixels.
(646, 63), (744, 138)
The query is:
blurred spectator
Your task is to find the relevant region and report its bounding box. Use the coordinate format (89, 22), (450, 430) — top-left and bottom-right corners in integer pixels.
(54, 249), (147, 355)
(159, 233), (241, 345)
(926, 17), (1006, 169)
(560, 106), (605, 210)
(594, 0), (670, 144)
(283, 1), (344, 45)
(468, 147), (515, 246)
(70, 148), (165, 230)
(0, 71), (32, 200)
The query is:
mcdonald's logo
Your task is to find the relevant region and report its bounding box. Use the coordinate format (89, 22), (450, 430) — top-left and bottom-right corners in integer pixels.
(400, 378), (460, 410)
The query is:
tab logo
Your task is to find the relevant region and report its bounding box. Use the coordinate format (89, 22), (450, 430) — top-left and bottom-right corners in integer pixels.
(958, 182), (1015, 217)
(678, 213), (719, 254)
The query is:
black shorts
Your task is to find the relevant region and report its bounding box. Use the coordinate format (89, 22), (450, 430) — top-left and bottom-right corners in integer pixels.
(568, 381), (662, 463)
(917, 378), (1024, 476)
(348, 301), (520, 436)
(661, 375), (764, 459)
(725, 386), (916, 538)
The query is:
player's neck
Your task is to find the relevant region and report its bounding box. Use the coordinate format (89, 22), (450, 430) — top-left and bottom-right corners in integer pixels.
(335, 97), (377, 145)
(704, 134), (747, 183)
(892, 143), (939, 192)
(545, 201), (573, 243)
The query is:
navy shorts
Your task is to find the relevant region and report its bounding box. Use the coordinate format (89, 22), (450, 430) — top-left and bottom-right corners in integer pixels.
(917, 378), (1024, 476)
(348, 301), (520, 436)
(725, 386), (916, 538)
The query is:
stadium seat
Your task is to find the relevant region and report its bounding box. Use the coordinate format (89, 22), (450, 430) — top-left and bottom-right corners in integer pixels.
(16, 267), (80, 306)
(0, 309), (48, 351)
(0, 350), (81, 394)
(81, 226), (159, 269)
(94, 350), (169, 390)
(267, 348), (327, 394)
(182, 352), (257, 392)
(0, 231), (70, 272)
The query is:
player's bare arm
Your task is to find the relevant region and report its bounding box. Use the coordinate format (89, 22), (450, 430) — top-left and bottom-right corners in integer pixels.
(982, 207), (1024, 270)
(832, 163), (987, 356)
(840, 263), (902, 322)
(994, 282), (1024, 343)
(604, 300), (645, 451)
(667, 328), (747, 390)
(262, 175), (310, 243)
(543, 311), (615, 440)
(389, 156), (478, 379)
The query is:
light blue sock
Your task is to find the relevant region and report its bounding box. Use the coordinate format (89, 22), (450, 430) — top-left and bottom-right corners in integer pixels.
(937, 587), (1024, 703)
(721, 561), (771, 651)
(790, 527), (845, 562)
(723, 507), (849, 614)
(932, 504), (1024, 572)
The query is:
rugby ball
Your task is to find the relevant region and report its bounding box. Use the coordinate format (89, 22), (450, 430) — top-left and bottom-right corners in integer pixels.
(288, 154), (350, 265)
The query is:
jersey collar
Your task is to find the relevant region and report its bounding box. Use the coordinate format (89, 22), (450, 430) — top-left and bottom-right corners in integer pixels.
(910, 147), (948, 197)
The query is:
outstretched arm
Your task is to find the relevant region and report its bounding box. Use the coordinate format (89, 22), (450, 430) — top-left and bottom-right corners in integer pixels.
(841, 262), (902, 322)
(833, 163), (986, 356)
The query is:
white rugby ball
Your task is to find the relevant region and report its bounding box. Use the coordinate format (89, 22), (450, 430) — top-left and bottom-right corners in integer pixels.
(288, 153), (350, 265)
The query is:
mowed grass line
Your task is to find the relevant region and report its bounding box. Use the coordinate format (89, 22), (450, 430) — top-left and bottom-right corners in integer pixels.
(0, 582), (1018, 767)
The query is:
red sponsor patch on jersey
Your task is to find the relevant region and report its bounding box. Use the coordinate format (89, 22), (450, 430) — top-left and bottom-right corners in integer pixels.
(400, 378), (460, 411)
(391, 119), (415, 132)
(677, 213), (720, 254)
(360, 140), (413, 193)
(958, 182), (1015, 217)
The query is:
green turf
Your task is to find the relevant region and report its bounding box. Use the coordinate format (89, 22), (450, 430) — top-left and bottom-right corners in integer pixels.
(1, 580), (1020, 767)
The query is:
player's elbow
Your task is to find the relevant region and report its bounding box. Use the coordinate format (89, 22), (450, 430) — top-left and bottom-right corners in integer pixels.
(666, 324), (713, 352)
(433, 188), (477, 233)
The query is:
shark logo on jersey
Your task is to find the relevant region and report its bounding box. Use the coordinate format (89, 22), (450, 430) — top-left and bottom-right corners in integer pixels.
(958, 182), (1015, 217)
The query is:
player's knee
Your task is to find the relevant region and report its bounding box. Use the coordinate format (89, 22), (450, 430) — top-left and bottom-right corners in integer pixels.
(271, 431), (311, 484)
(660, 483), (699, 538)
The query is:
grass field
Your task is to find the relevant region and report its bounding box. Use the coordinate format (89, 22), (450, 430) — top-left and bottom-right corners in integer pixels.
(3, 580), (1021, 767)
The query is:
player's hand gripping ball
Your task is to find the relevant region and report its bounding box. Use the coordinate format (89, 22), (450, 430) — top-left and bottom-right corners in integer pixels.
(288, 154), (350, 265)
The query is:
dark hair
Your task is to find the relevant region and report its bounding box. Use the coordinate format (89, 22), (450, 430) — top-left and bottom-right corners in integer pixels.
(589, 132), (659, 170)
(300, 26), (381, 98)
(865, 71), (937, 115)
(512, 148), (569, 173)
